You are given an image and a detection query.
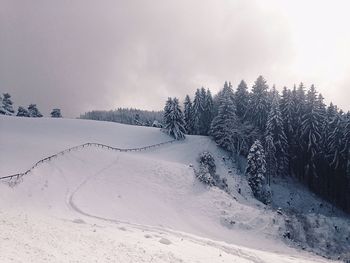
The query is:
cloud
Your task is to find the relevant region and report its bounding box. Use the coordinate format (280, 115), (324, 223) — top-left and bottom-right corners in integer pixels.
(0, 0), (349, 117)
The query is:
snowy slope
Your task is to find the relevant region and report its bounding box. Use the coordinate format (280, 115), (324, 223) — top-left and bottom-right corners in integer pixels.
(0, 115), (171, 175)
(0, 116), (337, 262)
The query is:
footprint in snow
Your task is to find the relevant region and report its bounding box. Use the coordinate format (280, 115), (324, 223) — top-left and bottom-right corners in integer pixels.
(159, 238), (172, 245)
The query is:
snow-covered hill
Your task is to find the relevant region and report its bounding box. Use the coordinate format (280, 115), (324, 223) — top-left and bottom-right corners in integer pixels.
(0, 116), (341, 262)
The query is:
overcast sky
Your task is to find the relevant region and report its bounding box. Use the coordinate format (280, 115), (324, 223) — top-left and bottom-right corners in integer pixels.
(1, 0), (349, 117)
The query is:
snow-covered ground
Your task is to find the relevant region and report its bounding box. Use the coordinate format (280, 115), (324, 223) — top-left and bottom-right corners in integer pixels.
(0, 116), (342, 262)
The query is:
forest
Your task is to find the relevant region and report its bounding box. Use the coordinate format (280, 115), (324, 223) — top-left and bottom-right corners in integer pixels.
(163, 76), (350, 212)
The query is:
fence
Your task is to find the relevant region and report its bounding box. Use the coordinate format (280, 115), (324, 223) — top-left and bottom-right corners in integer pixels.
(0, 140), (176, 181)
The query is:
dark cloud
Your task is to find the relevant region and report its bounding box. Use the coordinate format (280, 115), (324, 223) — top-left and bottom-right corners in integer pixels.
(0, 0), (348, 117)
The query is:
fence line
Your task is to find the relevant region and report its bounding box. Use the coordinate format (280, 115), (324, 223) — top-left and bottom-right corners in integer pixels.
(0, 140), (176, 181)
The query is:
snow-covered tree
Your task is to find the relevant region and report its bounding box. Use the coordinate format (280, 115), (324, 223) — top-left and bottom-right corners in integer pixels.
(183, 95), (194, 134)
(28, 104), (43, 117)
(265, 92), (289, 176)
(192, 89), (203, 135)
(163, 97), (186, 140)
(0, 95), (3, 114)
(300, 85), (324, 187)
(213, 81), (234, 117)
(344, 113), (350, 176)
(323, 103), (338, 160)
(203, 89), (214, 135)
(234, 80), (249, 120)
(1, 93), (15, 115)
(194, 87), (212, 135)
(265, 135), (276, 186)
(196, 152), (217, 186)
(246, 140), (270, 204)
(163, 97), (173, 126)
(280, 87), (298, 171)
(280, 87), (295, 139)
(51, 108), (62, 118)
(326, 113), (345, 169)
(246, 76), (270, 131)
(16, 106), (30, 117)
(210, 95), (238, 151)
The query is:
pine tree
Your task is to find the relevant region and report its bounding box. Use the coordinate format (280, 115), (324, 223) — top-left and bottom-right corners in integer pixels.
(196, 87), (211, 135)
(323, 103), (338, 162)
(265, 135), (276, 185)
(163, 97), (186, 140)
(51, 108), (62, 118)
(291, 83), (307, 179)
(192, 89), (203, 135)
(245, 140), (270, 204)
(210, 95), (238, 151)
(1, 93), (15, 115)
(28, 104), (43, 117)
(16, 106), (30, 117)
(265, 92), (289, 176)
(247, 76), (270, 131)
(213, 81), (234, 118)
(183, 95), (194, 134)
(280, 87), (295, 138)
(0, 95), (4, 115)
(295, 83), (307, 133)
(163, 97), (173, 127)
(301, 85), (324, 187)
(317, 93), (327, 152)
(343, 113), (350, 176)
(234, 80), (249, 120)
(203, 89), (214, 135)
(326, 113), (345, 169)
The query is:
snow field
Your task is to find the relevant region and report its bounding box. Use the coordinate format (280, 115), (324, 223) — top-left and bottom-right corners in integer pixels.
(0, 116), (335, 262)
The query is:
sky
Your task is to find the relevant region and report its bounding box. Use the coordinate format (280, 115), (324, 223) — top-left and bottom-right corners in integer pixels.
(1, 0), (349, 117)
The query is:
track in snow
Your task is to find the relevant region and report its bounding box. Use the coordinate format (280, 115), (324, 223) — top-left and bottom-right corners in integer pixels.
(66, 154), (318, 263)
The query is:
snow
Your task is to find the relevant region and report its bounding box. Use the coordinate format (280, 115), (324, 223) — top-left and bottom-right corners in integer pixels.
(0, 115), (339, 262)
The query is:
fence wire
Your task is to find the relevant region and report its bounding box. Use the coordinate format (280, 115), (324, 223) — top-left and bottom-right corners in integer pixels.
(0, 140), (176, 181)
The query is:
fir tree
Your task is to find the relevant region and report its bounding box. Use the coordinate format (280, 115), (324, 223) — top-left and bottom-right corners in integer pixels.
(245, 140), (270, 204)
(301, 85), (324, 187)
(234, 80), (249, 120)
(265, 92), (289, 176)
(163, 97), (173, 127)
(194, 87), (213, 135)
(51, 108), (62, 118)
(265, 135), (276, 186)
(16, 106), (30, 117)
(203, 89), (214, 135)
(323, 103), (338, 162)
(280, 87), (295, 139)
(247, 76), (270, 131)
(343, 113), (350, 176)
(210, 95), (238, 151)
(28, 104), (43, 117)
(292, 83), (307, 179)
(1, 93), (15, 115)
(327, 113), (345, 169)
(192, 89), (203, 135)
(0, 95), (4, 115)
(213, 81), (234, 117)
(163, 97), (186, 140)
(183, 95), (194, 134)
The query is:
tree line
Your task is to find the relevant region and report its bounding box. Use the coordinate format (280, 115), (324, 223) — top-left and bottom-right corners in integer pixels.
(163, 76), (350, 212)
(0, 93), (62, 118)
(80, 108), (163, 127)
